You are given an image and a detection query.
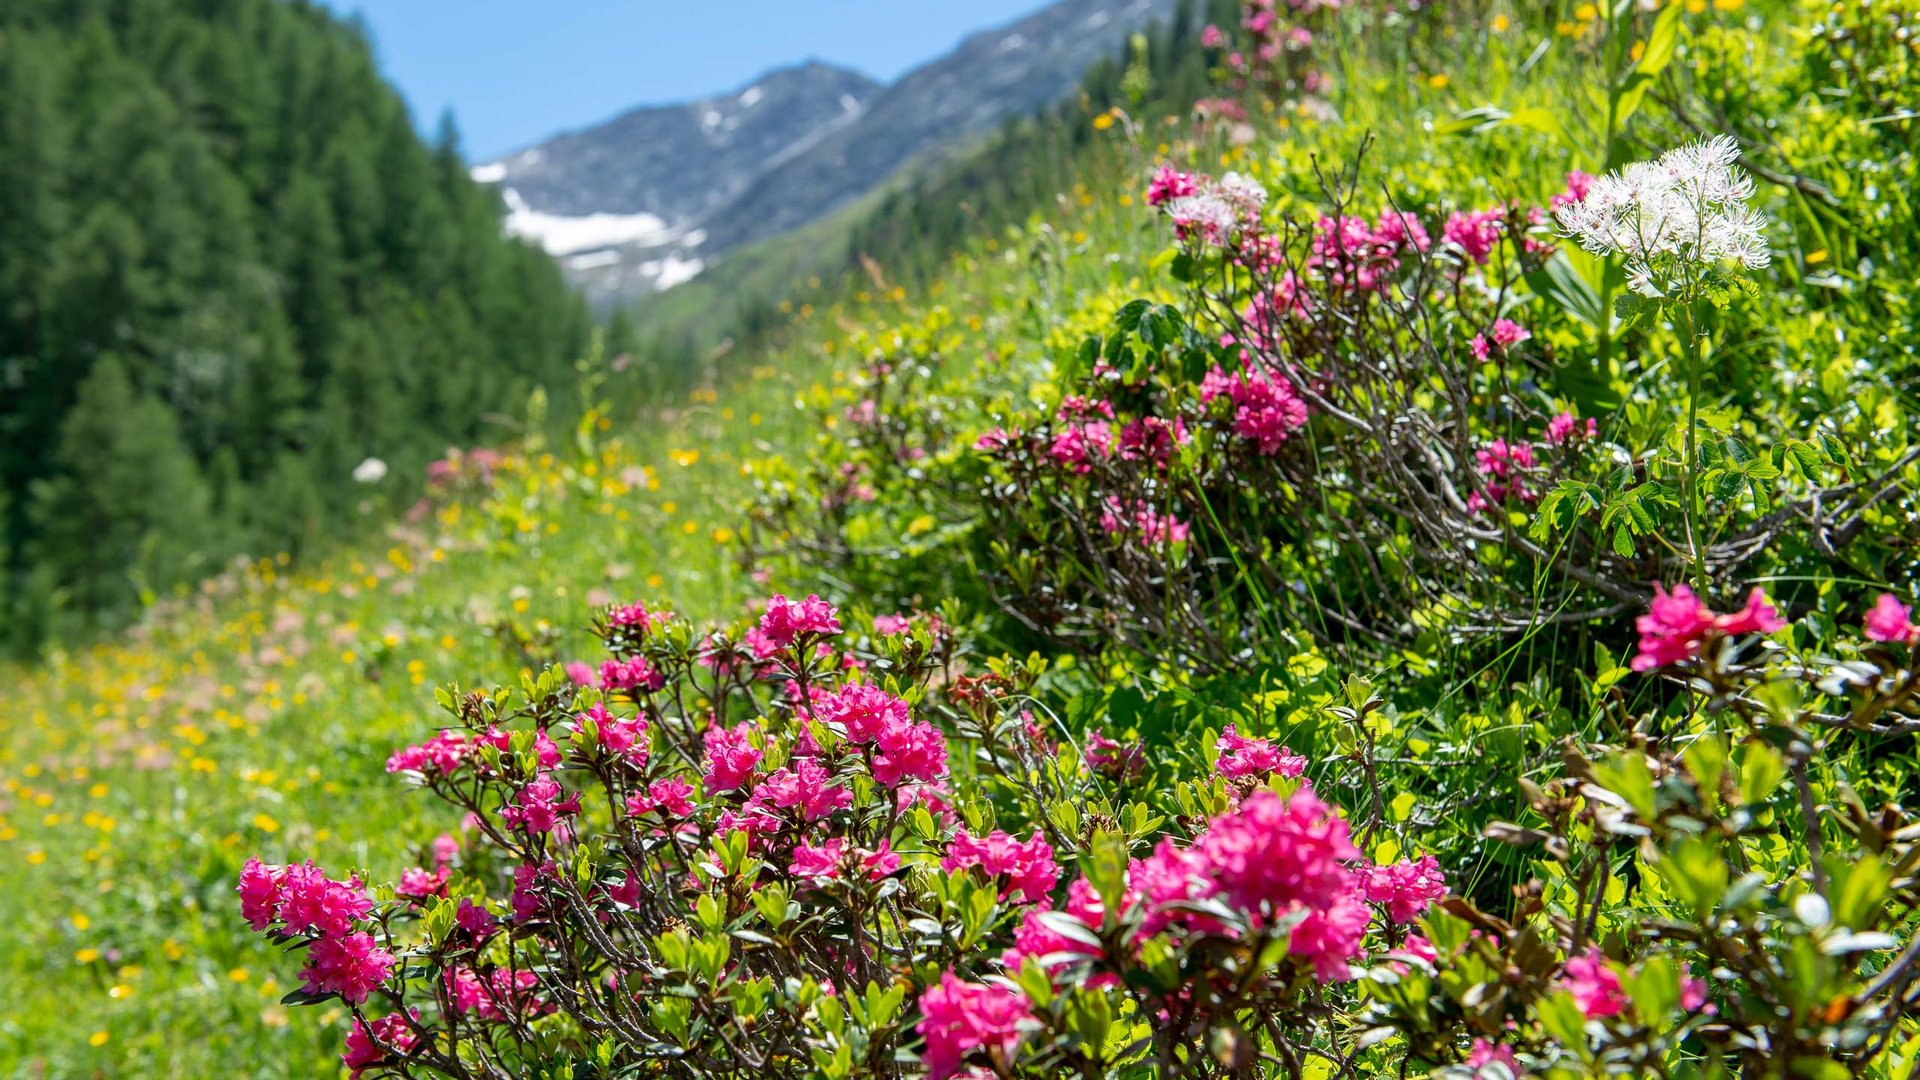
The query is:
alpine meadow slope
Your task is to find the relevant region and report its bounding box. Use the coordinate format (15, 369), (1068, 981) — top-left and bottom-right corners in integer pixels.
(5, 1), (1920, 1079)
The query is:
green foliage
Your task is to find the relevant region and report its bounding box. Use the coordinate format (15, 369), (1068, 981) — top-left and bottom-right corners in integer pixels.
(0, 0), (591, 645)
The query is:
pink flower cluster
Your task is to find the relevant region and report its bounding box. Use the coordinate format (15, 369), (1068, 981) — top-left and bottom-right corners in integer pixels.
(1864, 593), (1920, 646)
(790, 836), (900, 883)
(811, 683), (948, 786)
(943, 829), (1060, 903)
(1047, 396), (1115, 474)
(1631, 584), (1786, 672)
(1545, 411), (1598, 445)
(757, 594), (842, 653)
(1196, 789), (1373, 979)
(916, 973), (1035, 1080)
(237, 858), (391, 1004)
(1145, 164), (1198, 207)
(343, 1012), (416, 1078)
(1086, 731), (1146, 781)
(1215, 723), (1307, 780)
(500, 775), (583, 835)
(1308, 209), (1432, 293)
(1470, 318), (1531, 361)
(1468, 438), (1537, 513)
(1357, 854), (1447, 924)
(1099, 499), (1191, 547)
(1200, 364), (1309, 453)
(1443, 208), (1504, 265)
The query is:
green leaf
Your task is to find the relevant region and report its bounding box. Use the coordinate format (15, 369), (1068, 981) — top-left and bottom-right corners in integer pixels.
(1635, 3), (1683, 77)
(1527, 253), (1604, 329)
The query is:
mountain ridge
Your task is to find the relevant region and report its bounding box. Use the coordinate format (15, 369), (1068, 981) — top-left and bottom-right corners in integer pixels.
(472, 0), (1183, 305)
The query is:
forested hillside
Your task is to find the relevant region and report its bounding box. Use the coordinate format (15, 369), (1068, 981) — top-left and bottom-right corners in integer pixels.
(0, 0), (591, 645)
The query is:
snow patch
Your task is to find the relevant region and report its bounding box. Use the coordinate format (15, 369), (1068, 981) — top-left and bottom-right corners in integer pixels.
(840, 93), (864, 115)
(565, 250), (623, 271)
(514, 148), (546, 166)
(999, 33), (1029, 51)
(641, 254), (705, 290)
(500, 188), (672, 256)
(469, 162), (508, 183)
(739, 85), (764, 108)
(1085, 11), (1112, 29)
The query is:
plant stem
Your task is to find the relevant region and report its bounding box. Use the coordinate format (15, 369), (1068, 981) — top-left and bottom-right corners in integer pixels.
(1677, 298), (1709, 593)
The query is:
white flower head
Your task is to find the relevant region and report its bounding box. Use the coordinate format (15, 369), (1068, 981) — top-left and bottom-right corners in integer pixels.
(353, 457), (388, 484)
(1215, 172), (1268, 216)
(1555, 135), (1769, 293)
(1166, 193), (1239, 242)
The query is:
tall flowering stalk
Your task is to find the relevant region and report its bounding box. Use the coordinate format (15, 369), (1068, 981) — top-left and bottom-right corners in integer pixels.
(1556, 135), (1770, 589)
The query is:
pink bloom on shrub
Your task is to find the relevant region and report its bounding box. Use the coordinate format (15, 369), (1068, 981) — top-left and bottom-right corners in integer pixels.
(1146, 165), (1198, 207)
(628, 776), (696, 818)
(396, 865), (449, 901)
(573, 702), (649, 763)
(1491, 318), (1530, 348)
(1358, 854), (1446, 923)
(500, 775), (583, 835)
(757, 758), (852, 821)
(1086, 732), (1146, 781)
(1048, 420), (1113, 473)
(598, 656), (664, 694)
(1864, 593), (1919, 645)
(1561, 948), (1626, 1019)
(510, 861), (554, 923)
(974, 427), (1012, 452)
(1551, 169), (1595, 211)
(1545, 411), (1597, 445)
(702, 722), (762, 792)
(1194, 788), (1360, 917)
(431, 833), (460, 866)
(238, 856), (285, 931)
(299, 930), (393, 1004)
(1200, 23), (1226, 49)
(874, 720), (949, 786)
(814, 683), (910, 742)
(1001, 878), (1110, 981)
(1287, 886), (1372, 981)
(1206, 366), (1309, 453)
(1630, 584), (1785, 671)
(1715, 587), (1787, 636)
(1215, 724), (1308, 779)
(564, 660), (596, 686)
(916, 973), (1034, 1080)
(1630, 584), (1719, 671)
(791, 837), (898, 883)
(1465, 1038), (1521, 1075)
(897, 782), (957, 826)
(607, 602), (659, 633)
(1470, 334), (1491, 362)
(455, 897), (495, 938)
(275, 862), (376, 938)
(1118, 415), (1188, 465)
(386, 729), (471, 776)
(758, 594), (842, 650)
(1444, 209), (1502, 264)
(944, 829), (1060, 903)
(873, 613), (911, 635)
(342, 1012), (416, 1078)
(1128, 839), (1206, 937)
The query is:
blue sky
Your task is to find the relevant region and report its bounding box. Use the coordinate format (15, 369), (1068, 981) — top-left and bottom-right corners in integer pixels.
(318, 0), (1055, 162)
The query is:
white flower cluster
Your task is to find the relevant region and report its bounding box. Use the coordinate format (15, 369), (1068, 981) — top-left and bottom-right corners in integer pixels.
(1166, 172), (1268, 245)
(1555, 135), (1769, 296)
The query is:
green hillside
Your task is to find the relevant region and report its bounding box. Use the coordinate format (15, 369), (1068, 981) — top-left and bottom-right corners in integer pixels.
(0, 0), (591, 645)
(3, 0), (1920, 1077)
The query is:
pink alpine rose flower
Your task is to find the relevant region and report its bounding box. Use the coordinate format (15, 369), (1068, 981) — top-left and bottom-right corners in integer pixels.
(1864, 593), (1919, 645)
(915, 973), (1034, 1080)
(943, 829), (1059, 903)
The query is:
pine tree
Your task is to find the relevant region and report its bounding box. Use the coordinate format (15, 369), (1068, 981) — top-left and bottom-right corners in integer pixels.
(29, 354), (211, 621)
